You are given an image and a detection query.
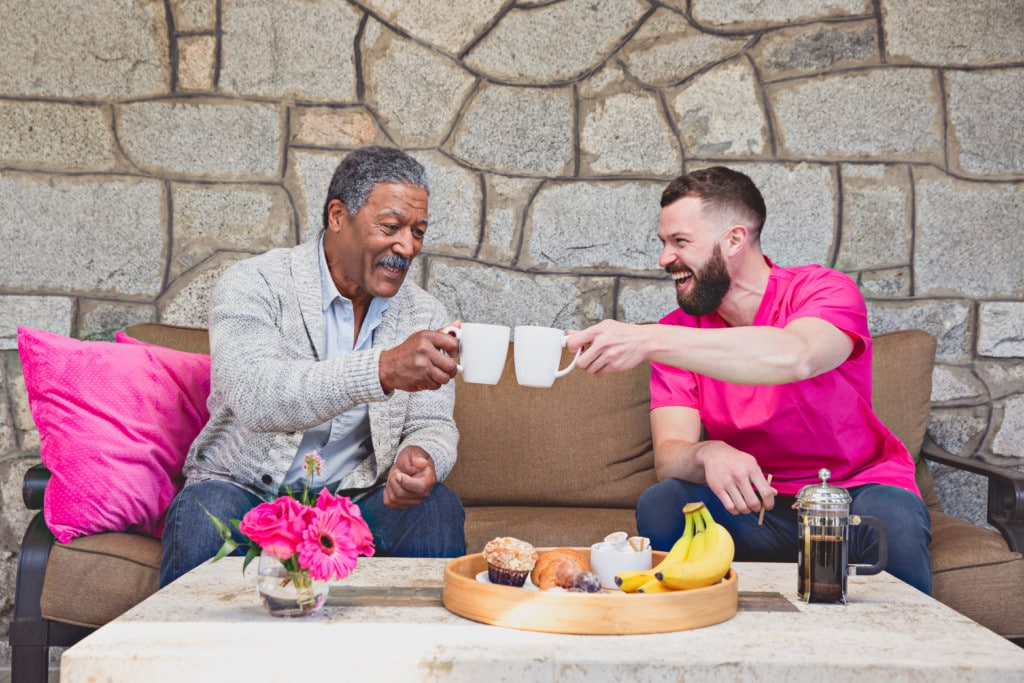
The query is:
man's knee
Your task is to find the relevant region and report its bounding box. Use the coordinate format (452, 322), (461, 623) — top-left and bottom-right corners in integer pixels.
(423, 484), (466, 538)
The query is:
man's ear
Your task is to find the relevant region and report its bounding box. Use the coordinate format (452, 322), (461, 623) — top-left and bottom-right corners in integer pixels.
(723, 224), (748, 256)
(326, 199), (349, 233)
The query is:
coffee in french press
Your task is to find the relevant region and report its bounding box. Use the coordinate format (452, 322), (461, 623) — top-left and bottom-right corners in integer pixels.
(795, 468), (888, 603)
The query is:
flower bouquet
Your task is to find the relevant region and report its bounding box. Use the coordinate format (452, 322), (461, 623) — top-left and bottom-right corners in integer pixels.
(205, 454), (375, 617)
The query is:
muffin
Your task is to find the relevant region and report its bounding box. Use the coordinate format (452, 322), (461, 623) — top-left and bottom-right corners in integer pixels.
(482, 537), (538, 587)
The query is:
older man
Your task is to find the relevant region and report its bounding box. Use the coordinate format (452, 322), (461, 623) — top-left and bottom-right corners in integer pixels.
(160, 147), (465, 586)
(566, 166), (932, 594)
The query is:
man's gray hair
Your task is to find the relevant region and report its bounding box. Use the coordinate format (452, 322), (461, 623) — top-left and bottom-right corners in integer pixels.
(321, 146), (429, 230)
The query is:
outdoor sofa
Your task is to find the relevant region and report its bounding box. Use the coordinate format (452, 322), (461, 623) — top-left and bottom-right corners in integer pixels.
(9, 323), (1024, 682)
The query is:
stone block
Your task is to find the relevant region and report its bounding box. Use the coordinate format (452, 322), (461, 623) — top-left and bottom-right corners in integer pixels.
(77, 301), (155, 341)
(220, 0), (359, 100)
(0, 296), (73, 351)
(171, 0), (218, 31)
(289, 151), (345, 242)
(931, 364), (987, 404)
(769, 68), (944, 162)
(579, 76), (681, 176)
(119, 101), (281, 179)
(0, 175), (165, 297)
(362, 20), (477, 146)
(481, 175), (539, 263)
(867, 299), (971, 363)
(976, 361), (1024, 401)
(171, 183), (295, 280)
(721, 162), (837, 268)
(177, 35), (217, 92)
(0, 357), (14, 456)
(0, 551), (16, 628)
(929, 405), (989, 458)
(449, 84), (574, 175)
(978, 302), (1024, 358)
(0, 0), (168, 98)
(427, 260), (613, 330)
(3, 352), (34, 440)
(932, 462), (988, 528)
(526, 181), (664, 271)
(692, 0), (872, 31)
(357, 0), (507, 55)
(992, 395), (1024, 459)
(669, 58), (768, 157)
(410, 152), (482, 255)
(464, 0), (647, 84)
(619, 8), (747, 87)
(946, 69), (1024, 177)
(290, 106), (384, 148)
(0, 101), (115, 170)
(913, 169), (1024, 298)
(618, 279), (678, 324)
(159, 252), (249, 328)
(881, 0), (1024, 66)
(0, 453), (38, 548)
(751, 20), (878, 82)
(836, 164), (911, 270)
(859, 268), (910, 297)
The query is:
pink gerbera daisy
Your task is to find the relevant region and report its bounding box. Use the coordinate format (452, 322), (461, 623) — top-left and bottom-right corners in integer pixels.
(297, 506), (361, 582)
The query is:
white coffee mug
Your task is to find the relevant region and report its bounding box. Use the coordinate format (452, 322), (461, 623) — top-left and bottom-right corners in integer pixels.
(513, 325), (581, 388)
(442, 323), (510, 385)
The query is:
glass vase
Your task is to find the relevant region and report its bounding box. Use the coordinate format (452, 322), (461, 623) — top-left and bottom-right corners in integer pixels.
(255, 555), (328, 617)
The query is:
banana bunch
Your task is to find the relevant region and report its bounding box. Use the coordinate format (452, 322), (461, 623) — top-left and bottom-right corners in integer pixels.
(615, 502), (734, 593)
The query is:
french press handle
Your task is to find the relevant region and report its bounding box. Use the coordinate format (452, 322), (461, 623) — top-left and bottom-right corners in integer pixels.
(848, 515), (888, 576)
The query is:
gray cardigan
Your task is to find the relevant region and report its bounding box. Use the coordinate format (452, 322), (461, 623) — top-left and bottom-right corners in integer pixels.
(181, 239), (458, 500)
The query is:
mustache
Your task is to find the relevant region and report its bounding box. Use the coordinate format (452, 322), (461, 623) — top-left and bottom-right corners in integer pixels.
(378, 255), (410, 270)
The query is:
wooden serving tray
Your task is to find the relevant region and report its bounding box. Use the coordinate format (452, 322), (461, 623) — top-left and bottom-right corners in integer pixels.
(442, 548), (738, 635)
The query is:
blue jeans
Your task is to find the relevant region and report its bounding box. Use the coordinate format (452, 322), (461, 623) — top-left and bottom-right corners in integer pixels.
(160, 480), (466, 586)
(636, 479), (933, 595)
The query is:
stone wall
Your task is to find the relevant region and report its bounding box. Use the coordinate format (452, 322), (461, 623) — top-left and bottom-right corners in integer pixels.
(1, 0), (1022, 662)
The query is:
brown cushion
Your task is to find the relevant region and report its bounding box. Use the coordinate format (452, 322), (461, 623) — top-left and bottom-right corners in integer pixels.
(448, 343), (656, 508)
(125, 322), (210, 355)
(871, 329), (941, 510)
(929, 510), (1024, 639)
(465, 506), (638, 553)
(41, 532), (162, 629)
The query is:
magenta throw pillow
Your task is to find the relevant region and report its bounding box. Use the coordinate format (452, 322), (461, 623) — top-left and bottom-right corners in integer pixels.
(17, 327), (211, 543)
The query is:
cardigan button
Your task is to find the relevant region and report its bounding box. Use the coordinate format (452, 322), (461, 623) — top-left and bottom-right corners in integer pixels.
(261, 474), (273, 485)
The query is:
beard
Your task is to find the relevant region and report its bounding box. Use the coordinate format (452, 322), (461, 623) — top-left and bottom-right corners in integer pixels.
(674, 244), (731, 317)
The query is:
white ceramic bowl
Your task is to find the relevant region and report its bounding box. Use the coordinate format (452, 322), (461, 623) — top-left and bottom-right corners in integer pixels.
(590, 542), (653, 589)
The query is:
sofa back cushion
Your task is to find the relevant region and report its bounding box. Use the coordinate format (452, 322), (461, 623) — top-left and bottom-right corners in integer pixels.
(447, 344), (657, 508)
(871, 328), (940, 509)
(126, 322), (211, 355)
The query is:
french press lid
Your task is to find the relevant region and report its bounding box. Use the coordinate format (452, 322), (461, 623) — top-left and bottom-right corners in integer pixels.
(795, 468), (851, 510)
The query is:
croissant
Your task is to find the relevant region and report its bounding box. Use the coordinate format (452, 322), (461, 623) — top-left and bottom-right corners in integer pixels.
(530, 548), (589, 590)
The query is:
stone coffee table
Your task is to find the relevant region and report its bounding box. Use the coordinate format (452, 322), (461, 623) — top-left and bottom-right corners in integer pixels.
(59, 558), (1024, 681)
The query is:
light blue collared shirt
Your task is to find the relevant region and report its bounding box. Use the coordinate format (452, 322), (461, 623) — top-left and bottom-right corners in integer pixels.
(281, 236), (390, 493)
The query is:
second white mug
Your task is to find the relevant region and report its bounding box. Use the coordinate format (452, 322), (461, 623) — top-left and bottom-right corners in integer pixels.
(513, 325), (580, 388)
(443, 323), (510, 385)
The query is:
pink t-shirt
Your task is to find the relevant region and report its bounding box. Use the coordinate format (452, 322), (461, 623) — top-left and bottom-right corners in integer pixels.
(650, 261), (920, 497)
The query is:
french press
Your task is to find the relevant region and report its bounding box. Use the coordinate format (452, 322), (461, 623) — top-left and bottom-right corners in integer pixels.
(795, 468), (888, 603)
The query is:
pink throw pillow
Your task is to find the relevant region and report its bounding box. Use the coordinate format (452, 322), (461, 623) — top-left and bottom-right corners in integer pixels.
(17, 327), (211, 543)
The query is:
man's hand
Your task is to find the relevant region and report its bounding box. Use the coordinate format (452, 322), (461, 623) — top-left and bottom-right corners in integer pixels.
(379, 322), (461, 393)
(383, 446), (438, 509)
(567, 320), (651, 376)
(698, 441), (776, 516)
